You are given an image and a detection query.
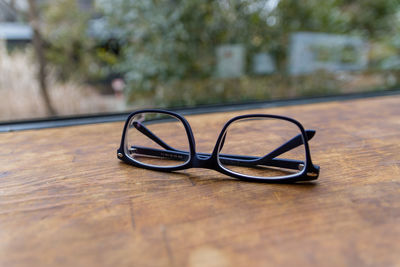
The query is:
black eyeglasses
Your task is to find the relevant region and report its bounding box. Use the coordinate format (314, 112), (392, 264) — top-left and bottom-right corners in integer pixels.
(117, 109), (320, 182)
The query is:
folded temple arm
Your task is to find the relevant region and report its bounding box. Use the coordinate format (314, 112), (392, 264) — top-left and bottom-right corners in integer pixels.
(128, 121), (316, 170)
(129, 146), (305, 170)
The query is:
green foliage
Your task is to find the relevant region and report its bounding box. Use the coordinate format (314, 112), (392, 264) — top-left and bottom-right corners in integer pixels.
(274, 0), (399, 37)
(42, 0), (117, 82)
(99, 0), (274, 94)
(42, 0), (90, 80)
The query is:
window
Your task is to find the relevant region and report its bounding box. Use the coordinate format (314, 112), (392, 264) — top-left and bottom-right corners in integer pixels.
(0, 0), (399, 123)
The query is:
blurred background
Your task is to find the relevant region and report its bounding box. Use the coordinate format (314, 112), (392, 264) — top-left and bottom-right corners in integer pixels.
(0, 0), (399, 122)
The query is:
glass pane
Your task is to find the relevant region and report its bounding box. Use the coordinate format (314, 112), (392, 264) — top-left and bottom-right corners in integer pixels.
(217, 117), (306, 178)
(1, 1), (399, 123)
(124, 112), (190, 167)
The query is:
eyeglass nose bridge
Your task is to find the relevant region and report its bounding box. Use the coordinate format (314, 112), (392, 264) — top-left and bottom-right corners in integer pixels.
(191, 153), (218, 169)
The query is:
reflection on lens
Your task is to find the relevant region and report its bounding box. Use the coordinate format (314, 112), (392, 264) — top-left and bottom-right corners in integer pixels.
(217, 117), (306, 178)
(125, 112), (190, 167)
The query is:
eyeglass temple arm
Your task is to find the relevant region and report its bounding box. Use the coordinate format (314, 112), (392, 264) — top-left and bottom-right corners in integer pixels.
(133, 121), (314, 158)
(129, 146), (304, 170)
(256, 130), (315, 163)
(217, 129), (316, 169)
(129, 130), (316, 170)
(131, 121), (175, 151)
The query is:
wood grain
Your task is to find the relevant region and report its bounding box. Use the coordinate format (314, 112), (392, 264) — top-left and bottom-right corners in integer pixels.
(0, 95), (399, 267)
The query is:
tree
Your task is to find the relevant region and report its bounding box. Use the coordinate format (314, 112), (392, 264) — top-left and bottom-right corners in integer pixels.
(42, 0), (93, 81)
(27, 0), (56, 115)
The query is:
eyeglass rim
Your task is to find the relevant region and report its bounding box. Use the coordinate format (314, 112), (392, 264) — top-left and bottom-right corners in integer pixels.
(213, 114), (313, 181)
(120, 109), (196, 170)
(117, 109), (319, 182)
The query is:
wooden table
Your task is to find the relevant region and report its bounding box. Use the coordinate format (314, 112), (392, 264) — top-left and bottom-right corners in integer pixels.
(1, 95), (399, 267)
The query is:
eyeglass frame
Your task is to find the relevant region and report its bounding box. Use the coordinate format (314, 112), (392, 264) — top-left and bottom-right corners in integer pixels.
(117, 109), (320, 183)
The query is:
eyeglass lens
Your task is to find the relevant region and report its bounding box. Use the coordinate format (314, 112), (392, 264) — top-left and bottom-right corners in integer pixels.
(217, 117), (306, 178)
(125, 112), (191, 167)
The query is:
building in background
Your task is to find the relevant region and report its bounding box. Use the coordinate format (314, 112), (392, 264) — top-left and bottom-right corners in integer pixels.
(0, 0), (30, 48)
(0, 0), (95, 48)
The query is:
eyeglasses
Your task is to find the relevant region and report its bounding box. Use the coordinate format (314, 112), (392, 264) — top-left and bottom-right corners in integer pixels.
(117, 109), (320, 182)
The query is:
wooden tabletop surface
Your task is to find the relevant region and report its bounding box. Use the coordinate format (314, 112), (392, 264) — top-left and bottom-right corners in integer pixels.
(0, 95), (399, 267)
